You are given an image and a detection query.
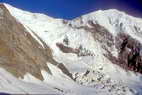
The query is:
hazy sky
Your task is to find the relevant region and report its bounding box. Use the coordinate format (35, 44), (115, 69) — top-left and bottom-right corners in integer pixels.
(1, 0), (142, 19)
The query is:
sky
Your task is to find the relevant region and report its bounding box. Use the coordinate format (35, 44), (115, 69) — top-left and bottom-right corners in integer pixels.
(1, 0), (142, 19)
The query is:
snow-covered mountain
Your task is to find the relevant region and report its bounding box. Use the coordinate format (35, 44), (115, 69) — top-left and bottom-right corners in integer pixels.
(0, 3), (141, 95)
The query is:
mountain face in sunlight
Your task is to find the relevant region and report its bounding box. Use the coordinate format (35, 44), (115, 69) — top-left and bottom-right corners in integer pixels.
(0, 3), (141, 95)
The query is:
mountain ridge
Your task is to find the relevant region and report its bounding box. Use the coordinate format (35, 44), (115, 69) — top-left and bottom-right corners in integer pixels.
(0, 3), (141, 95)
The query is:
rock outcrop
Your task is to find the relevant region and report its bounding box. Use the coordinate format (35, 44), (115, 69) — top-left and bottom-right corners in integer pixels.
(0, 4), (72, 80)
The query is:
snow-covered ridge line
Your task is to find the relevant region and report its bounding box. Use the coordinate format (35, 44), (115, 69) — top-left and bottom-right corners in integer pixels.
(3, 3), (142, 23)
(4, 3), (142, 38)
(4, 3), (63, 21)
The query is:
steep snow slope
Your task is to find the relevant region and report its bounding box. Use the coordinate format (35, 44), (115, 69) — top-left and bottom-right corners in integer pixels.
(1, 3), (142, 95)
(0, 68), (59, 94)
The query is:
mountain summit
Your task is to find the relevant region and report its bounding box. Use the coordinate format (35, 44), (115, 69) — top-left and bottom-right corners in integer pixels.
(0, 3), (141, 95)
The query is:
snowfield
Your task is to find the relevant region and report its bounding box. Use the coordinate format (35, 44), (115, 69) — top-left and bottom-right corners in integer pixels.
(0, 3), (141, 95)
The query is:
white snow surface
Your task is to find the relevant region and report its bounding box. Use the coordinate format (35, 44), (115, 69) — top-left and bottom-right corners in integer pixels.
(0, 68), (59, 94)
(0, 3), (142, 95)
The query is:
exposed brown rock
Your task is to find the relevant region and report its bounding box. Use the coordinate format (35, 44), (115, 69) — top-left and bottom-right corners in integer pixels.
(85, 21), (142, 74)
(56, 43), (94, 57)
(71, 19), (142, 74)
(115, 33), (142, 73)
(0, 4), (72, 80)
(103, 32), (142, 73)
(56, 43), (79, 54)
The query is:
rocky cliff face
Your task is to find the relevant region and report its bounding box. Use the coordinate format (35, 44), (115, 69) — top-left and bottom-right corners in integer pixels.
(113, 33), (142, 73)
(0, 4), (72, 80)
